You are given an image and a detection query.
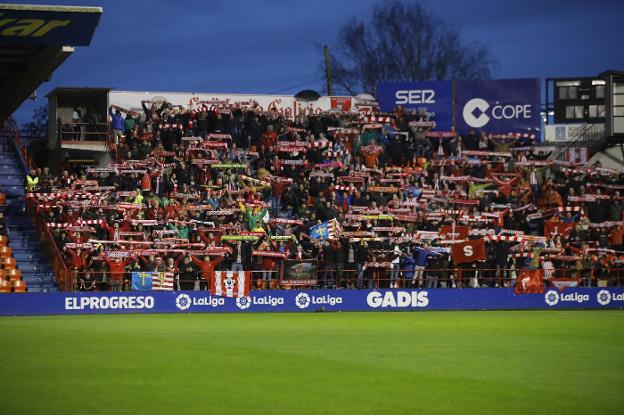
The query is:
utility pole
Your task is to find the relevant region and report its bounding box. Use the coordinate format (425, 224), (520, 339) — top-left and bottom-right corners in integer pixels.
(324, 45), (333, 96)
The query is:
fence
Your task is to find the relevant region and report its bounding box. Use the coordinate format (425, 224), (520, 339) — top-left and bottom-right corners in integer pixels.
(71, 270), (279, 292)
(315, 266), (621, 289)
(58, 121), (109, 142)
(107, 128), (124, 163)
(2, 117), (36, 171)
(551, 109), (606, 160)
(24, 197), (72, 291)
(57, 121), (124, 163)
(64, 267), (622, 293)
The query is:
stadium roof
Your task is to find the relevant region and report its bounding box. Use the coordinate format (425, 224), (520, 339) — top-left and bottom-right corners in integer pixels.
(46, 86), (112, 98)
(0, 3), (102, 118)
(599, 69), (624, 78)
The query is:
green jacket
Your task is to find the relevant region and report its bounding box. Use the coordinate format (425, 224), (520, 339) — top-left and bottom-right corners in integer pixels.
(124, 115), (138, 132)
(167, 223), (191, 240)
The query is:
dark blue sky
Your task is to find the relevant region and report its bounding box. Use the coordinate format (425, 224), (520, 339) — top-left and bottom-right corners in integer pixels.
(12, 0), (624, 123)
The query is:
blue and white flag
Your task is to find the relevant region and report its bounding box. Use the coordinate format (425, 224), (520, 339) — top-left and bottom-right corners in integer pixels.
(131, 272), (153, 291)
(309, 219), (342, 240)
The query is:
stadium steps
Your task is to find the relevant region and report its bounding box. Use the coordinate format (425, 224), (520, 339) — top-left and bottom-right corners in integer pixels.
(0, 151), (58, 292)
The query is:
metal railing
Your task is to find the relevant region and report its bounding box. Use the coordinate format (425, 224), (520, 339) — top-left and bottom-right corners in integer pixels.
(24, 197), (71, 291)
(551, 109), (607, 161)
(107, 129), (124, 163)
(71, 270), (280, 292)
(2, 117), (36, 172)
(63, 267), (622, 292)
(314, 266), (619, 289)
(58, 122), (109, 142)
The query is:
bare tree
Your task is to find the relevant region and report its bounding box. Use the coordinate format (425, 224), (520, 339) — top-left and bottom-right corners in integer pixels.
(22, 105), (48, 139)
(328, 1), (496, 94)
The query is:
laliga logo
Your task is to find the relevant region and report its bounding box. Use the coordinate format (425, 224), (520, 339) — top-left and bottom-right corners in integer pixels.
(597, 290), (611, 306)
(236, 296), (252, 310)
(294, 293), (342, 309)
(544, 290), (559, 306)
(545, 290), (590, 306)
(462, 98), (533, 128)
(597, 290), (624, 305)
(236, 295), (285, 310)
(175, 294), (192, 311)
(175, 294), (224, 310)
(295, 293), (311, 309)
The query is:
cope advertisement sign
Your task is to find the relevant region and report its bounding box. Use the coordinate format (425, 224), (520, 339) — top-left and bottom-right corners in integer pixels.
(376, 81), (453, 130)
(455, 78), (541, 134)
(0, 288), (622, 316)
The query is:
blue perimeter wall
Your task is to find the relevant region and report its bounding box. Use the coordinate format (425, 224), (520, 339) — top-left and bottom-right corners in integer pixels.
(1, 288), (623, 316)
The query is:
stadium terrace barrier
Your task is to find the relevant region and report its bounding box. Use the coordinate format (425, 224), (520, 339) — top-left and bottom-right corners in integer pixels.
(71, 270), (280, 291)
(58, 122), (109, 142)
(65, 268), (622, 293)
(0, 288), (623, 316)
(106, 127), (124, 163)
(24, 197), (71, 291)
(2, 117), (35, 171)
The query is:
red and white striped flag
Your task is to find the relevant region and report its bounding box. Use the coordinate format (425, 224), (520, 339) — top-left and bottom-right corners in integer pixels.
(211, 271), (250, 298)
(152, 271), (174, 291)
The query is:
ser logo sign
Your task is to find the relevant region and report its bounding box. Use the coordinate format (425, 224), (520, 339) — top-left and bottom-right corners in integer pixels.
(395, 89), (435, 105)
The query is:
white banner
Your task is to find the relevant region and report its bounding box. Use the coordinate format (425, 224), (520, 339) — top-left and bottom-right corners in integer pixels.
(109, 91), (361, 120)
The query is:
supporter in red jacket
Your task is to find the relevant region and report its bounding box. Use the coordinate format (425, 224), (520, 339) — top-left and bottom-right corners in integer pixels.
(63, 247), (88, 271)
(101, 220), (130, 240)
(101, 253), (132, 291)
(191, 254), (224, 290)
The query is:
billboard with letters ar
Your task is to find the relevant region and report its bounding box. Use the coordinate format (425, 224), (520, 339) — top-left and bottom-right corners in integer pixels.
(0, 5), (101, 46)
(376, 81), (452, 130)
(455, 78), (541, 134)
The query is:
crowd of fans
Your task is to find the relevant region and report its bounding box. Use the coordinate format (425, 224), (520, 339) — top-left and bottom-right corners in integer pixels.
(25, 99), (624, 291)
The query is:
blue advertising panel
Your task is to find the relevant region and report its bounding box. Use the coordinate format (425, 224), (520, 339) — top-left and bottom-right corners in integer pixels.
(376, 81), (453, 130)
(0, 288), (622, 316)
(0, 6), (101, 46)
(455, 78), (541, 134)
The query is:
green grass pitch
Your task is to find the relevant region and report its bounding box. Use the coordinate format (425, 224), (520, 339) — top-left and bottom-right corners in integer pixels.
(1, 311), (623, 415)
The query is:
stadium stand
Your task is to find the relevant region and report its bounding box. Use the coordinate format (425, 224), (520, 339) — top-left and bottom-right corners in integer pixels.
(0, 122), (57, 292)
(11, 99), (624, 293)
(0, 3), (101, 292)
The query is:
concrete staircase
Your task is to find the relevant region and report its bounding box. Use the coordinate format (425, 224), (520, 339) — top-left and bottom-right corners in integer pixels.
(0, 151), (57, 292)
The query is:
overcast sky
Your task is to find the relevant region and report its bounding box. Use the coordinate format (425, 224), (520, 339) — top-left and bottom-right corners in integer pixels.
(11, 0), (624, 123)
